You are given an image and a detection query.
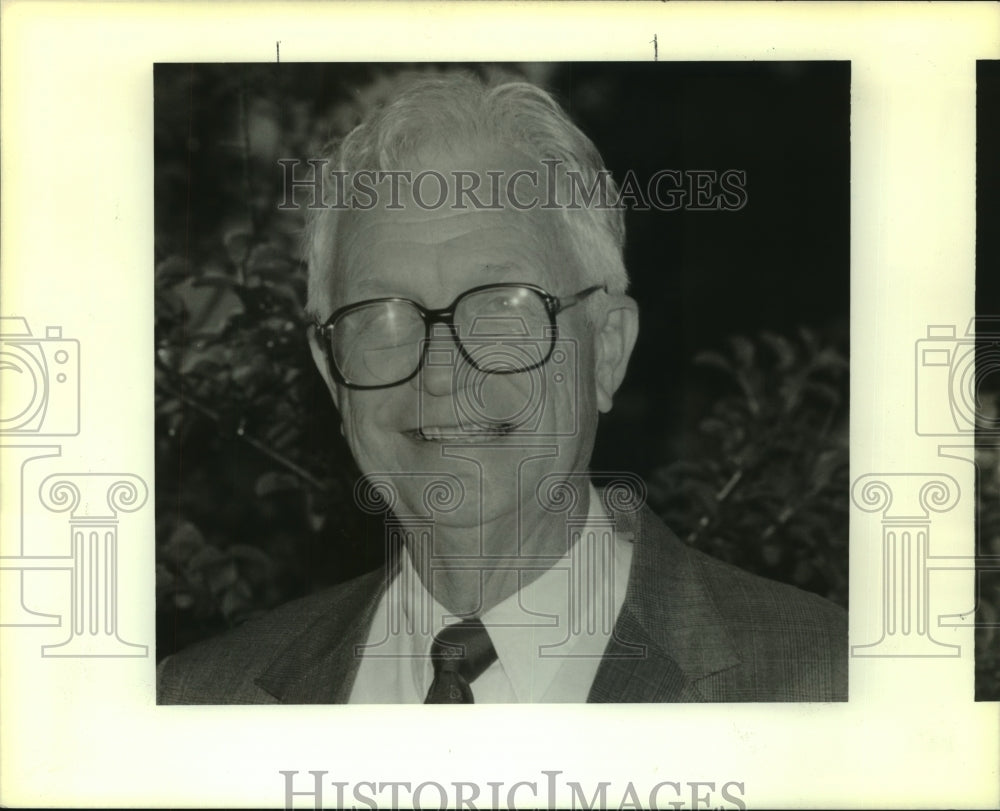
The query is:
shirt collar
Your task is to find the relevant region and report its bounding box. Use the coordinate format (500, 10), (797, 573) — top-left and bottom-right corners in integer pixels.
(396, 483), (633, 701)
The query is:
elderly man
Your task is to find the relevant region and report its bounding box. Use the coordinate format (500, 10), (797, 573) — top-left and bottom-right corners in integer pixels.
(158, 72), (847, 704)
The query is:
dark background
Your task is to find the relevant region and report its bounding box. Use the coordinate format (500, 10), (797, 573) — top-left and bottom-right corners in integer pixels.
(976, 60), (1000, 701)
(154, 62), (850, 662)
(979, 62), (1000, 319)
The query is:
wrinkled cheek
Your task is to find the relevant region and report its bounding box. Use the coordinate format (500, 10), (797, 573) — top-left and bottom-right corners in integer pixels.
(340, 403), (390, 474)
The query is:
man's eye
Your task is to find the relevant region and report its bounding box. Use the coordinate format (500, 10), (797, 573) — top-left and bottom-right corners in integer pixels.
(480, 295), (516, 313)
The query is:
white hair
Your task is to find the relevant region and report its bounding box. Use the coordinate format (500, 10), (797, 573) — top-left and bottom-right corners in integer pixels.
(304, 71), (628, 318)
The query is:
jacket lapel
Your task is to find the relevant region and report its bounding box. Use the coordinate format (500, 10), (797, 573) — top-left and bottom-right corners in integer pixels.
(254, 567), (388, 703)
(588, 504), (741, 702)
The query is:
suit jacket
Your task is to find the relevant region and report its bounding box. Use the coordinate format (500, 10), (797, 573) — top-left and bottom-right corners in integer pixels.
(157, 504), (847, 703)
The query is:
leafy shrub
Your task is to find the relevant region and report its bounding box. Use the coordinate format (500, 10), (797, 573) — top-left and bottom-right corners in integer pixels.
(647, 330), (850, 608)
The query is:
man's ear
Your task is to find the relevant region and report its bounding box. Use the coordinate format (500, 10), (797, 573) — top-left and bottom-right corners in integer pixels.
(308, 327), (342, 412)
(593, 295), (639, 414)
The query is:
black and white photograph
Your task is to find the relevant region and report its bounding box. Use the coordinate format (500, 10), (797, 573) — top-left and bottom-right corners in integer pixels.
(153, 61), (850, 704)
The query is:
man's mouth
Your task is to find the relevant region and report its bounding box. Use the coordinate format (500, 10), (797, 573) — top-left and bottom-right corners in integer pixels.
(406, 423), (517, 443)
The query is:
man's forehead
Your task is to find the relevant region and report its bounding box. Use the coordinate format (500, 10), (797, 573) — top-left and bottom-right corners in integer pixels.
(341, 202), (536, 240)
(346, 261), (524, 299)
(337, 204), (560, 269)
(330, 203), (568, 305)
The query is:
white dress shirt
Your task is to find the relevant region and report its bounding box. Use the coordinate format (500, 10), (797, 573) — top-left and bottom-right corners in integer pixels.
(348, 484), (634, 703)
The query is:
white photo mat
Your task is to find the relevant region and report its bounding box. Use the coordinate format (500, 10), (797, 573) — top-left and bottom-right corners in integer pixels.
(1, 2), (998, 807)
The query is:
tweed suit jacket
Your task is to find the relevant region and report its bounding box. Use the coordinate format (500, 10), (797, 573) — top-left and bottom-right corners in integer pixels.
(157, 504), (848, 703)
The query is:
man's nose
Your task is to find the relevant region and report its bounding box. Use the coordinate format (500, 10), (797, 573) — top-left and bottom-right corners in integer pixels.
(411, 325), (466, 397)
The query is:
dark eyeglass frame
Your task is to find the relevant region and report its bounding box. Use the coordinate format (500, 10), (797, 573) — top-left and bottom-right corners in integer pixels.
(312, 282), (606, 390)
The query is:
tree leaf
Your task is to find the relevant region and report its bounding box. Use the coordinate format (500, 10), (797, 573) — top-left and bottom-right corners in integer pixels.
(207, 561), (239, 594)
(155, 564), (176, 592)
(760, 331), (797, 370)
(173, 592), (196, 610)
(729, 335), (755, 368)
(220, 582), (251, 620)
(187, 544), (227, 571)
(223, 227), (252, 266)
(693, 350), (735, 378)
(161, 521), (205, 564)
(254, 471), (302, 496)
(155, 256), (190, 285)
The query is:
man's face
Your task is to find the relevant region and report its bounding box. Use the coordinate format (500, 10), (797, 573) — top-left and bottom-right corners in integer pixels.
(311, 146), (616, 531)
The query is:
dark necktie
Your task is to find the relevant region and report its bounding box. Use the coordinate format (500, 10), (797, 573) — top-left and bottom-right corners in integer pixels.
(424, 618), (498, 703)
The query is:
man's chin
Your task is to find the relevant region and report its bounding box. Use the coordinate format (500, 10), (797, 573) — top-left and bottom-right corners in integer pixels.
(390, 487), (519, 530)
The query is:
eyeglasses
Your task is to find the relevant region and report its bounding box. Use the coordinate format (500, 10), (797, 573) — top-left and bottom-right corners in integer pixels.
(312, 282), (605, 390)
